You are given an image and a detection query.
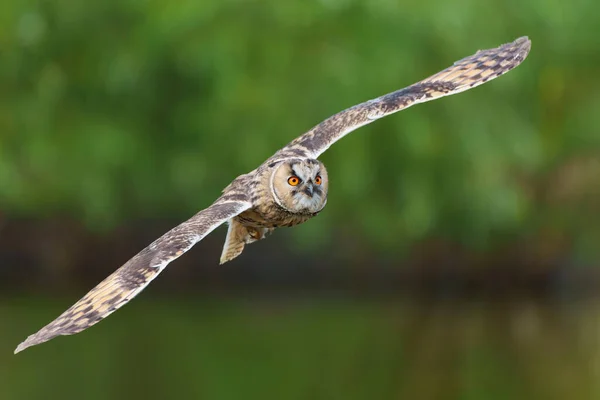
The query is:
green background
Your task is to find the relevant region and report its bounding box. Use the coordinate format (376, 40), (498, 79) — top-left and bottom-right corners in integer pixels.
(2, 0), (600, 399)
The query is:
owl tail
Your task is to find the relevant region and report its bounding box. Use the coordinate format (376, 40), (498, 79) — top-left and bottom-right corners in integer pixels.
(220, 219), (274, 264)
(220, 219), (247, 264)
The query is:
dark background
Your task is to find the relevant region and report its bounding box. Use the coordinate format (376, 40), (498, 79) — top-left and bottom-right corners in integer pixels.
(2, 0), (600, 399)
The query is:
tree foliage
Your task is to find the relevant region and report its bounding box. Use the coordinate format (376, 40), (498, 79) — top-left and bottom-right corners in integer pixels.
(1, 0), (599, 258)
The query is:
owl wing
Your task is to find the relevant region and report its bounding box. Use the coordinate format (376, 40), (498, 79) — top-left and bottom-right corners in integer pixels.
(15, 196), (252, 354)
(280, 36), (531, 159)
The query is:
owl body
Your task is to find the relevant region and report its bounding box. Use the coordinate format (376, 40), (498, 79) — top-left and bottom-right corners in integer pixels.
(219, 157), (329, 263)
(15, 37), (531, 354)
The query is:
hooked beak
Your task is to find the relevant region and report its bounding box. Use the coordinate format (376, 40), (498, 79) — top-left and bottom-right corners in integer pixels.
(303, 183), (314, 197)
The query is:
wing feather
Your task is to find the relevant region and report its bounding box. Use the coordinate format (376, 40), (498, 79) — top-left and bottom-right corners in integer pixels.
(14, 197), (252, 353)
(280, 36), (531, 159)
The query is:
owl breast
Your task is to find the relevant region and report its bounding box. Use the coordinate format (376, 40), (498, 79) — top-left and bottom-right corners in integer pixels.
(235, 201), (319, 229)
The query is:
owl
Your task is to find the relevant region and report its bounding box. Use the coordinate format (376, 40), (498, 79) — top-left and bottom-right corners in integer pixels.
(15, 36), (531, 353)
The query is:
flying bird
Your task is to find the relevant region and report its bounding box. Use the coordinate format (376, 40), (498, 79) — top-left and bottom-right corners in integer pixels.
(15, 36), (531, 353)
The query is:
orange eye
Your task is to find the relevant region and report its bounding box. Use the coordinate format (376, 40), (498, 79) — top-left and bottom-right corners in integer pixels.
(315, 175), (322, 185)
(287, 176), (300, 186)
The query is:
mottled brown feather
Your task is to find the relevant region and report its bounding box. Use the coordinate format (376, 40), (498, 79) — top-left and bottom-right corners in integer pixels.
(278, 36), (531, 159)
(14, 197), (251, 353)
(15, 36), (531, 354)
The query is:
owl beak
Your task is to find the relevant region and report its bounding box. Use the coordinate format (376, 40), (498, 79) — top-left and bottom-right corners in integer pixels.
(303, 183), (314, 197)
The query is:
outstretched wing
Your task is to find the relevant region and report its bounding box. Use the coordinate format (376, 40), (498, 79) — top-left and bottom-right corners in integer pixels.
(280, 36), (531, 159)
(15, 197), (252, 353)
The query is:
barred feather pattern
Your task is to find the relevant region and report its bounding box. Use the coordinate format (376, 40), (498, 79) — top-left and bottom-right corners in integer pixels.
(15, 36), (531, 354)
(14, 197), (251, 353)
(277, 36), (531, 159)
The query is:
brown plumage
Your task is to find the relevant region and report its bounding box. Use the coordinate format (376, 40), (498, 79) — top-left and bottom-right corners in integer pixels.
(15, 36), (531, 354)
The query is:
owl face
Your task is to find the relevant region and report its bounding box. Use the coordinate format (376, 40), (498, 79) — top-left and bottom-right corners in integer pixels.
(271, 159), (328, 214)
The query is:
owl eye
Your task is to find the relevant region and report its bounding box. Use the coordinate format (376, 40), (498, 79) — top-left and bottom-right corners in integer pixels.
(287, 176), (300, 186)
(314, 175), (322, 185)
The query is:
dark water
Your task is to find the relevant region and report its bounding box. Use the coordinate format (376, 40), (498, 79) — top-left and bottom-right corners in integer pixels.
(3, 295), (599, 400)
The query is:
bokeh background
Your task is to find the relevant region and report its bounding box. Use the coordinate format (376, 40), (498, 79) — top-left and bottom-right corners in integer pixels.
(2, 0), (600, 399)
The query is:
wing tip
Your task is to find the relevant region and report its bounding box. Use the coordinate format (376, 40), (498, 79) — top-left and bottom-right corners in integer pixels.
(14, 343), (28, 354)
(514, 35), (530, 44)
(510, 35), (532, 60)
(14, 336), (38, 354)
(477, 35), (531, 59)
(14, 328), (61, 354)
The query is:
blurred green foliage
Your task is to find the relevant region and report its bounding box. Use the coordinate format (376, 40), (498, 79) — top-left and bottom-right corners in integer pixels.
(0, 0), (599, 257)
(3, 2), (600, 399)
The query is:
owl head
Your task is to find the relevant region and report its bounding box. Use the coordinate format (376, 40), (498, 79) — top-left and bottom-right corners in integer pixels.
(271, 158), (329, 214)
